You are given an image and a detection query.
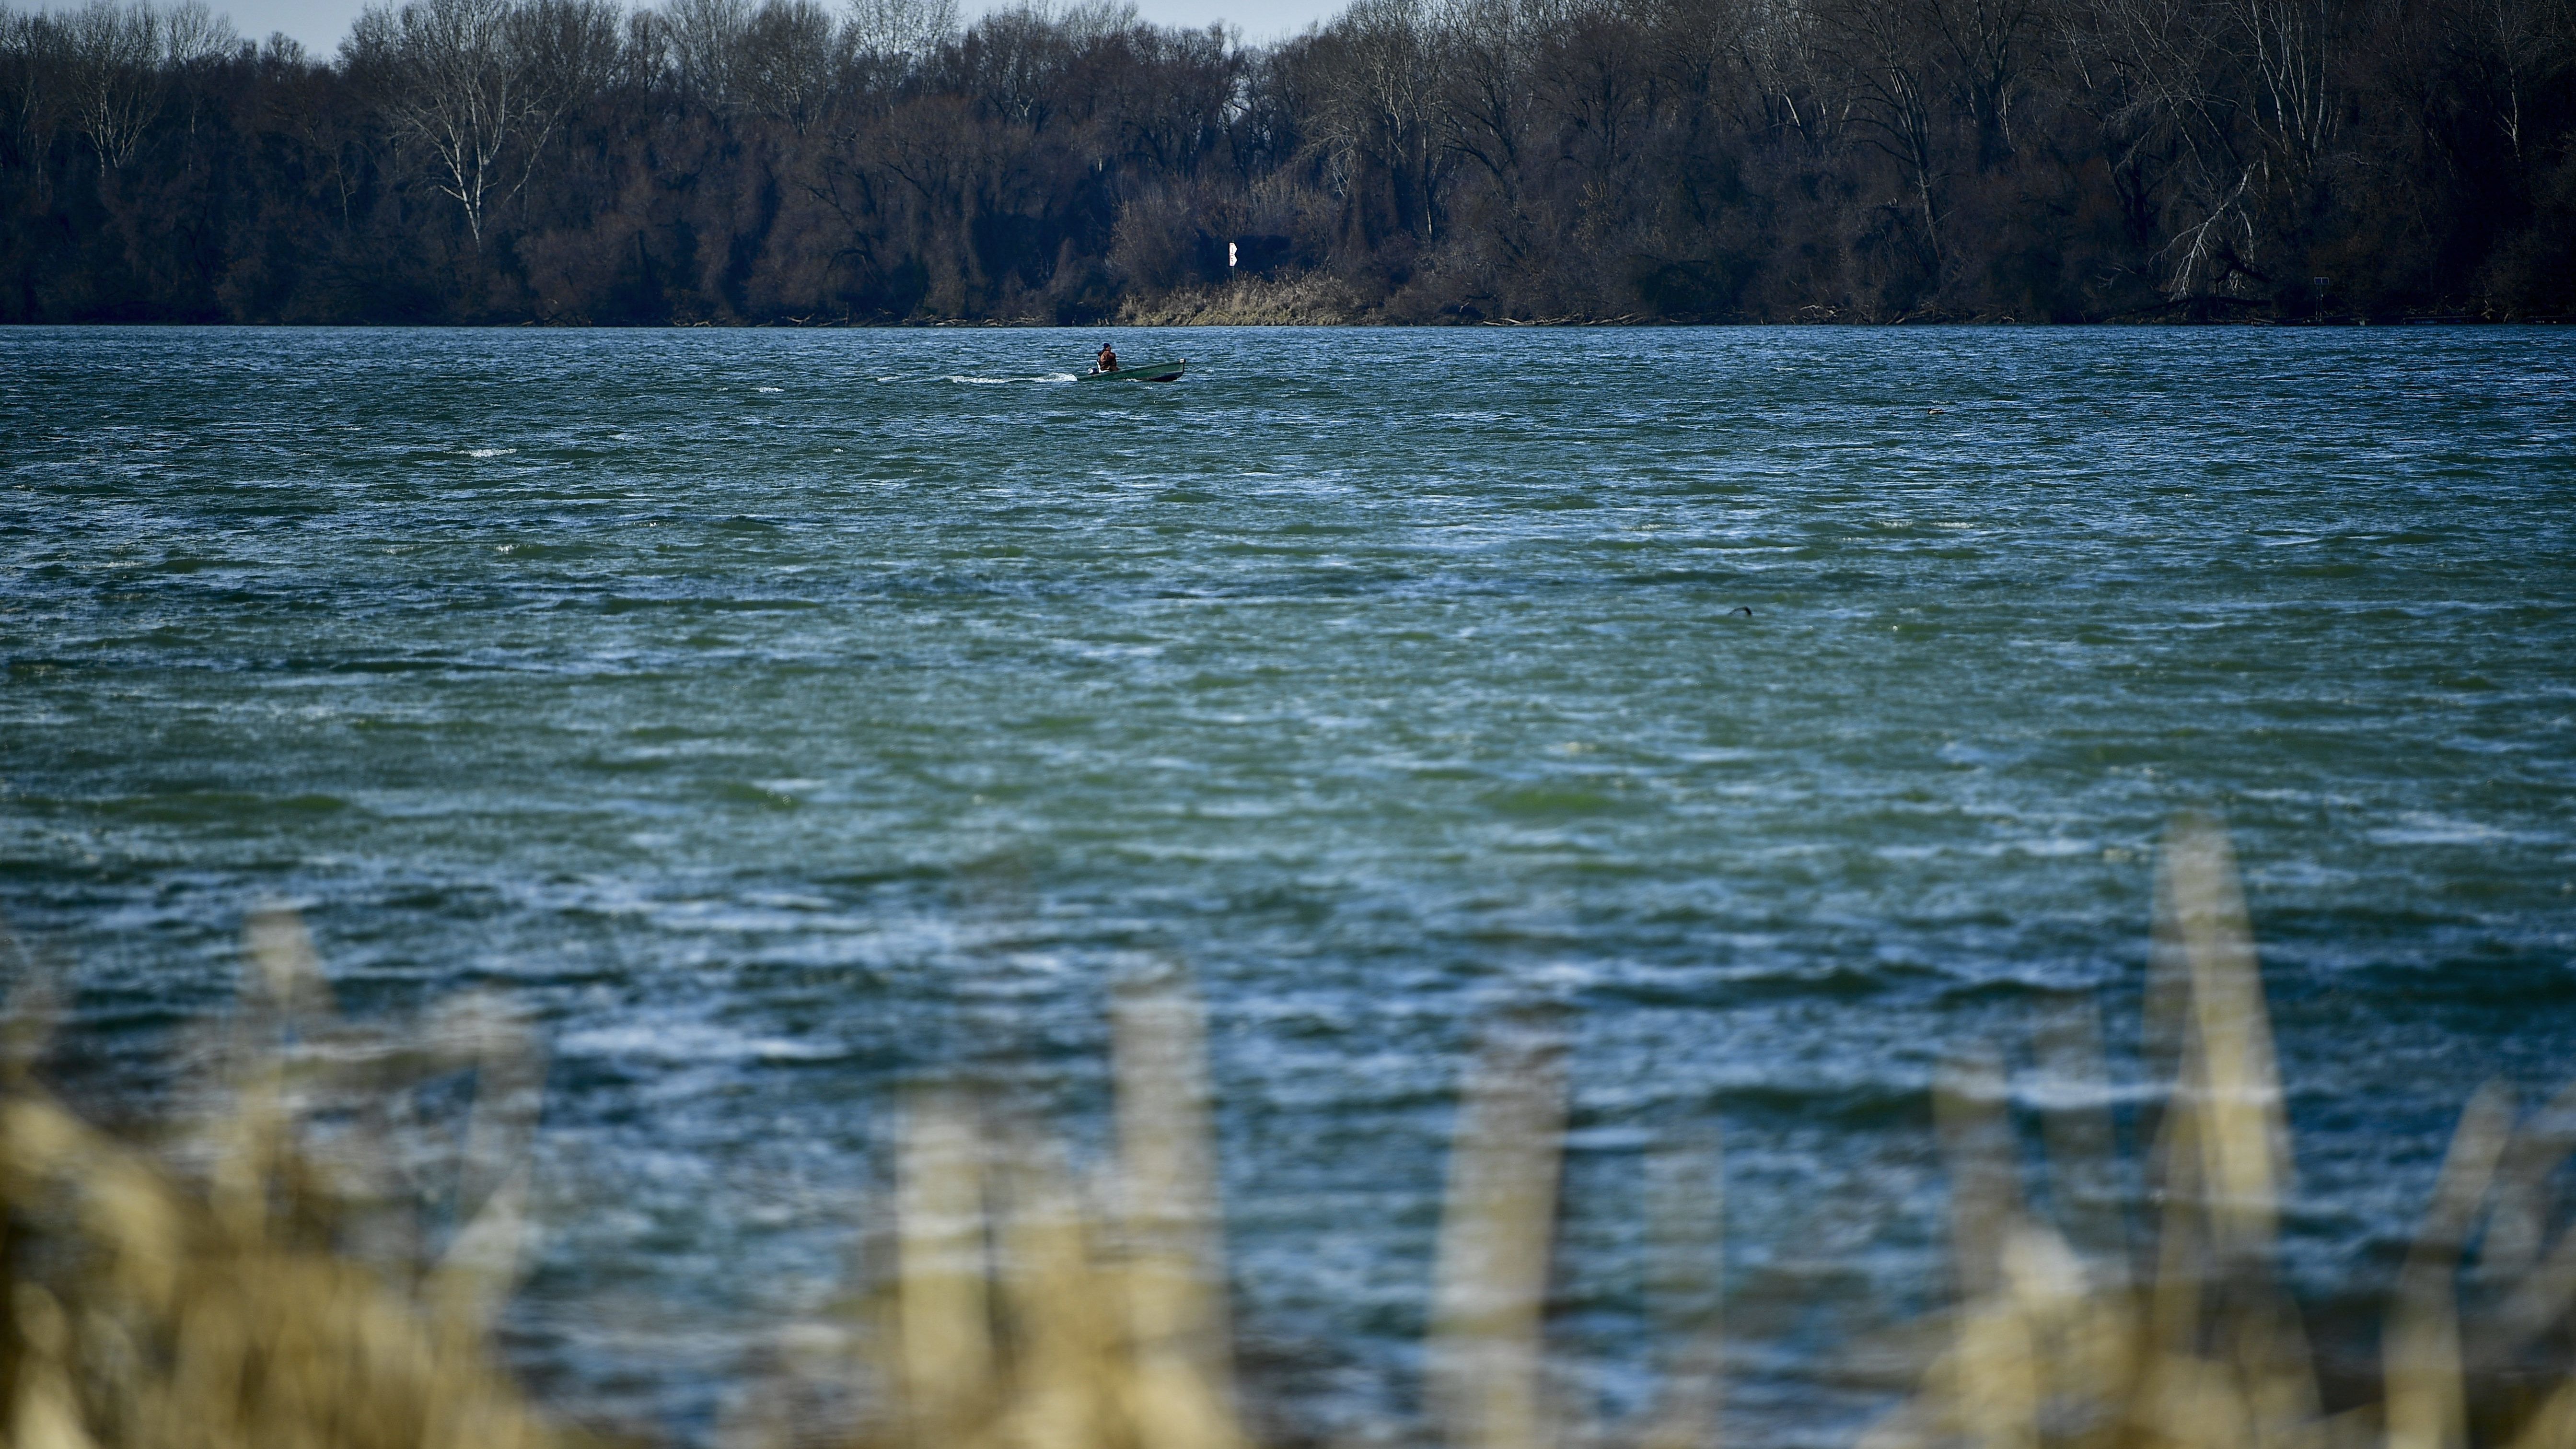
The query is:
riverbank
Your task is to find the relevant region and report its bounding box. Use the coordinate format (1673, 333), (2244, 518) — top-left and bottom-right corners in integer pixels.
(16, 280), (2565, 328)
(668, 283), (2576, 327)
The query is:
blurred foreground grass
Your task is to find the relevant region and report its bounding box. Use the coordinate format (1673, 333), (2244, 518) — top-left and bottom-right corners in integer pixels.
(4, 815), (2575, 1449)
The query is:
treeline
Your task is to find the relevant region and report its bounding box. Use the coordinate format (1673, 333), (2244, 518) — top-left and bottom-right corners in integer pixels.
(1, 0), (2570, 324)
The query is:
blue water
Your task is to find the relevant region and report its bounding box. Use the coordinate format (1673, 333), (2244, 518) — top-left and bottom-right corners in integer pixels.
(3, 325), (2573, 1442)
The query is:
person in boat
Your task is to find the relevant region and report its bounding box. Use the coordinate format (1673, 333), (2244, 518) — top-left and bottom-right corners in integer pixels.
(1095, 341), (1118, 375)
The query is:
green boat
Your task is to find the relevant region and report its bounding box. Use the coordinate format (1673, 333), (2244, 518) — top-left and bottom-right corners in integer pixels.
(1081, 359), (1186, 383)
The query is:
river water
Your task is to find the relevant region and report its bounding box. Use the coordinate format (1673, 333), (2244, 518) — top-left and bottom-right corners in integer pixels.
(3, 325), (2572, 1443)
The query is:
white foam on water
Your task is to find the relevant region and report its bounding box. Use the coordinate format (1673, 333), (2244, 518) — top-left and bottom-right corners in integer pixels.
(2368, 812), (2519, 845)
(755, 386), (783, 393)
(464, 447), (517, 458)
(559, 1020), (838, 1064)
(1937, 739), (2025, 767)
(2003, 835), (2098, 858)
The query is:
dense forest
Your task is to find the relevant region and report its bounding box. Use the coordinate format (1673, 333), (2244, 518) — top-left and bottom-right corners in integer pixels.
(0, 0), (2569, 323)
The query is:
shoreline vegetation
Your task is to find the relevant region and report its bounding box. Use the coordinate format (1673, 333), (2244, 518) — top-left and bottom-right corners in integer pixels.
(3, 0), (2572, 329)
(20, 262), (2560, 326)
(636, 268), (2576, 324)
(11, 815), (2576, 1448)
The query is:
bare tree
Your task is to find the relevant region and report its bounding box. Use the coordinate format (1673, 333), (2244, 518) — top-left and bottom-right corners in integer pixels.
(0, 7), (68, 179)
(609, 5), (668, 92)
(2238, 0), (2335, 199)
(1305, 0), (1449, 242)
(847, 0), (955, 74)
(661, 0), (750, 102)
(161, 0), (233, 67)
(1820, 0), (1948, 280)
(1535, 0), (1651, 182)
(158, 0), (235, 151)
(508, 0), (620, 205)
(2065, 0), (2260, 296)
(1090, 20), (1235, 171)
(1920, 0), (2036, 168)
(258, 31), (372, 230)
(1430, 0), (1548, 207)
(352, 0), (590, 247)
(1679, 0), (1832, 151)
(62, 0), (161, 175)
(2437, 0), (2576, 169)
(950, 0), (1135, 128)
(737, 0), (848, 127)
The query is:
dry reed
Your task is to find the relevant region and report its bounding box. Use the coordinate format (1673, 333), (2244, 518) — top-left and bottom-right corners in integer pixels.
(6, 817), (2575, 1449)
(0, 907), (560, 1449)
(1112, 273), (1370, 327)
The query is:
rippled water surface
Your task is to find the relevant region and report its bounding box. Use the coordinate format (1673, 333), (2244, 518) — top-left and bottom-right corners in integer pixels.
(4, 325), (2573, 1442)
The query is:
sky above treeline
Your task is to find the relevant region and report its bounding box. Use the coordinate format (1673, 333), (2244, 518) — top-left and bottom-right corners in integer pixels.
(216, 0), (1331, 52)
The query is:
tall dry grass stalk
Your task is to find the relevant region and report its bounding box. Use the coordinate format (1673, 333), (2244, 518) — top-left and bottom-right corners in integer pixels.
(0, 907), (561, 1449)
(1428, 1017), (1570, 1449)
(1859, 813), (2576, 1449)
(9, 817), (2576, 1449)
(842, 974), (1254, 1449)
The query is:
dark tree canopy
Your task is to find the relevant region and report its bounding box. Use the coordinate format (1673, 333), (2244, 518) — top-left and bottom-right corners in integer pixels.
(1, 0), (2570, 323)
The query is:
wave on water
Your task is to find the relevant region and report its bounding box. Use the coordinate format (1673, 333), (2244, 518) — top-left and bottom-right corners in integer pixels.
(463, 447), (517, 458)
(557, 1018), (844, 1066)
(755, 386), (783, 393)
(943, 373), (1078, 385)
(2367, 811), (2526, 845)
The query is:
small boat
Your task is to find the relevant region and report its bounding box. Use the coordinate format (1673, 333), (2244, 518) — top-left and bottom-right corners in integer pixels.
(1081, 359), (1186, 383)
